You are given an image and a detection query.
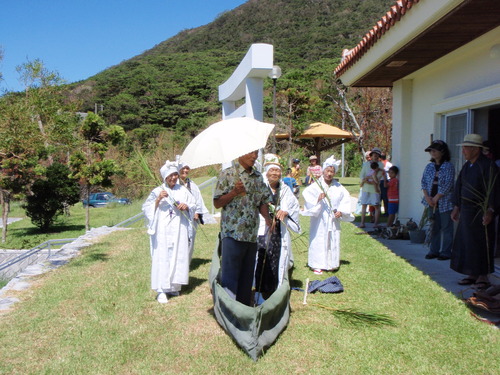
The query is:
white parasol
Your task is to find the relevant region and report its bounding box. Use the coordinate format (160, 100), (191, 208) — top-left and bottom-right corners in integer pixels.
(180, 117), (275, 169)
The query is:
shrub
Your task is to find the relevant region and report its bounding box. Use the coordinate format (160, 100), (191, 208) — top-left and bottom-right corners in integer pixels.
(23, 163), (81, 232)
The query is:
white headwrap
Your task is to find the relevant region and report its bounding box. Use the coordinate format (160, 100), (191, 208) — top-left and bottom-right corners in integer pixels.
(263, 153), (281, 174)
(265, 163), (281, 174)
(322, 155), (341, 172)
(160, 160), (179, 181)
(176, 155), (190, 171)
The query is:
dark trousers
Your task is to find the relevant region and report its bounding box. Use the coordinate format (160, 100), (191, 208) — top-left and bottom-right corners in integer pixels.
(380, 180), (388, 214)
(221, 237), (257, 306)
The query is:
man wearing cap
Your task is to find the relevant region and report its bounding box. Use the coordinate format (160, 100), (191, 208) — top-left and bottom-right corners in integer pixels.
(359, 147), (386, 228)
(142, 160), (196, 304)
(301, 156), (354, 274)
(451, 134), (499, 289)
(213, 150), (273, 306)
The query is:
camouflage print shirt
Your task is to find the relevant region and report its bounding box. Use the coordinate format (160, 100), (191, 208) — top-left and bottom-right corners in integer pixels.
(214, 164), (272, 242)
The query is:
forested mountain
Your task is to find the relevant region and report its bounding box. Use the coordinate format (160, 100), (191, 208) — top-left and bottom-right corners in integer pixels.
(0, 0), (395, 233)
(73, 0), (395, 136)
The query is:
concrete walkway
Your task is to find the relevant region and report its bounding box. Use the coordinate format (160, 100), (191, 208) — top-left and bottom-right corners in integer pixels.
(0, 218), (23, 228)
(355, 221), (500, 325)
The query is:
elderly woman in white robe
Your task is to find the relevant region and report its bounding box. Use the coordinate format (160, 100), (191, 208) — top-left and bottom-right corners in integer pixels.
(142, 160), (195, 304)
(255, 154), (301, 302)
(301, 156), (354, 275)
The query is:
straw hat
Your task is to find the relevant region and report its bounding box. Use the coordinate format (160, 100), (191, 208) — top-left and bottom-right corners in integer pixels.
(457, 134), (485, 148)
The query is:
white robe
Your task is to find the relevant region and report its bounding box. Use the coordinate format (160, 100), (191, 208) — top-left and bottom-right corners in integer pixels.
(184, 180), (209, 263)
(300, 177), (354, 270)
(258, 183), (301, 286)
(142, 183), (195, 293)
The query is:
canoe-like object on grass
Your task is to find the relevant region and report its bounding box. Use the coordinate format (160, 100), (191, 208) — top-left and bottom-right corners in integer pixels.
(209, 244), (291, 361)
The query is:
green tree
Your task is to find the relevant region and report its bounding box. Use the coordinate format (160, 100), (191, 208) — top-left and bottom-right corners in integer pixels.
(16, 59), (80, 162)
(69, 112), (125, 231)
(23, 162), (80, 232)
(0, 94), (45, 242)
(0, 59), (80, 242)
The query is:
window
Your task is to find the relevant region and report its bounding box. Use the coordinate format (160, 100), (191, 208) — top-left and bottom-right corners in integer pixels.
(444, 112), (468, 172)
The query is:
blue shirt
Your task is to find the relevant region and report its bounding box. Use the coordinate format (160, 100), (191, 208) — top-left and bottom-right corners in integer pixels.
(421, 161), (455, 213)
(283, 176), (297, 189)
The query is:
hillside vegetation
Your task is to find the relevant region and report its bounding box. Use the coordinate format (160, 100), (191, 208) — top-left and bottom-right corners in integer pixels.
(0, 0), (395, 235)
(74, 0), (395, 137)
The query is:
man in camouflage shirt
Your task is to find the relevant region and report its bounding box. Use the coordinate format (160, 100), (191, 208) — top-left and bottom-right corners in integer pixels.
(214, 150), (273, 306)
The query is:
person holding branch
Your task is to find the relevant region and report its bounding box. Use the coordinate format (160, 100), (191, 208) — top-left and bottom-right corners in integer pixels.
(450, 134), (499, 290)
(301, 156), (354, 275)
(142, 160), (195, 304)
(254, 154), (301, 303)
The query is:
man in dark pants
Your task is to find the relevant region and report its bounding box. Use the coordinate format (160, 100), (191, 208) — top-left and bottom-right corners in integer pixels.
(451, 134), (499, 290)
(214, 150), (273, 306)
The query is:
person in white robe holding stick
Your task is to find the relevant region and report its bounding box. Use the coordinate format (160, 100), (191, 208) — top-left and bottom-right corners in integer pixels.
(301, 156), (354, 275)
(255, 154), (301, 303)
(142, 160), (196, 304)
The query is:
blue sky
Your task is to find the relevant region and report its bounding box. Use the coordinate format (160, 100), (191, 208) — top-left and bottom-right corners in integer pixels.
(0, 0), (247, 92)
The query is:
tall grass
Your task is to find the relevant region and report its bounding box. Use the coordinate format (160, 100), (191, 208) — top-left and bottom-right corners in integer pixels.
(1, 210), (498, 374)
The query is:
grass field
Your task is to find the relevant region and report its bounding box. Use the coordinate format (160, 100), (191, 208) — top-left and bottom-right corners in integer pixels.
(1, 199), (145, 250)
(1, 182), (499, 373)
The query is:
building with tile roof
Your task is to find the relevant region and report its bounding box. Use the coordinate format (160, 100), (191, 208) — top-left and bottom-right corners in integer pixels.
(335, 0), (500, 224)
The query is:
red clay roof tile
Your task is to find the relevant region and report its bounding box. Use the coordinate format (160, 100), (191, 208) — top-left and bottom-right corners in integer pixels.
(335, 0), (420, 78)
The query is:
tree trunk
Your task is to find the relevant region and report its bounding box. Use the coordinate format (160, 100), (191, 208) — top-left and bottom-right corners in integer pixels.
(1, 189), (10, 243)
(63, 202), (70, 216)
(85, 184), (90, 231)
(36, 115), (53, 165)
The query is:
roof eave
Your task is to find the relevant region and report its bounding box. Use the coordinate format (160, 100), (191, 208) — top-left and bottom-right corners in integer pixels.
(336, 0), (500, 87)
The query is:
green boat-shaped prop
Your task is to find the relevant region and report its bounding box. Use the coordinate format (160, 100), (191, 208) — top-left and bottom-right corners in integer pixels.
(209, 243), (291, 361)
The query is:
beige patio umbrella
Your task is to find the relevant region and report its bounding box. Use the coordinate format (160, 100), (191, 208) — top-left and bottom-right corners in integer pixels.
(276, 122), (354, 160)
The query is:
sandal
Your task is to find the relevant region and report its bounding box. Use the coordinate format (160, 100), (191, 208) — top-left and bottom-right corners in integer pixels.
(313, 268), (323, 275)
(472, 281), (491, 290)
(458, 277), (476, 285)
(359, 224), (366, 228)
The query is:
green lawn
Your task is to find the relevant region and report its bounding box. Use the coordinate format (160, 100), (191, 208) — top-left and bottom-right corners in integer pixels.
(1, 200), (498, 374)
(1, 200), (145, 250)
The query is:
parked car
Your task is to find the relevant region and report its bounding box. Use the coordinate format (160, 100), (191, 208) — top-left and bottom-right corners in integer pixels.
(82, 192), (131, 207)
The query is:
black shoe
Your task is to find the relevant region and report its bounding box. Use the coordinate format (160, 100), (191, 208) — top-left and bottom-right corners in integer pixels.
(437, 255), (450, 260)
(425, 253), (438, 259)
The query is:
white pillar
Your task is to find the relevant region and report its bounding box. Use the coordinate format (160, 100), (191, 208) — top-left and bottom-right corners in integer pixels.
(245, 78), (264, 121)
(393, 79), (413, 220)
